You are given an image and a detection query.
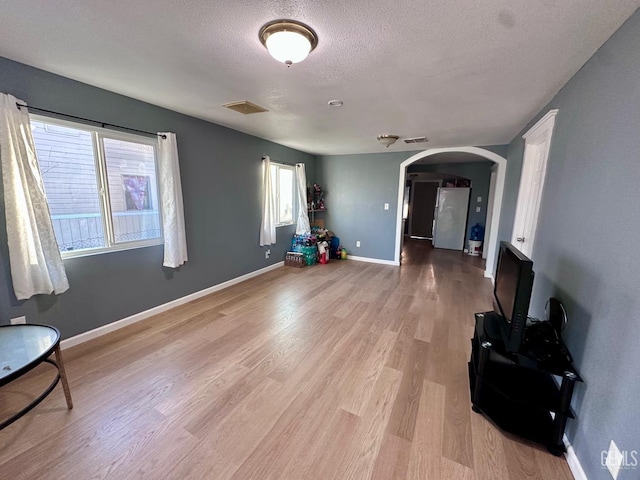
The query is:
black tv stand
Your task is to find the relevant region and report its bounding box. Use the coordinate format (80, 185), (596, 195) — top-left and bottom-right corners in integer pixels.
(468, 311), (582, 455)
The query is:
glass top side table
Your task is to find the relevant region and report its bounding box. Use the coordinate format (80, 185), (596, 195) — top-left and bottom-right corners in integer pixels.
(0, 324), (73, 429)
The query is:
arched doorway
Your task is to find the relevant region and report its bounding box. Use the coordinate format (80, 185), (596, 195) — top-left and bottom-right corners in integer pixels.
(394, 147), (507, 279)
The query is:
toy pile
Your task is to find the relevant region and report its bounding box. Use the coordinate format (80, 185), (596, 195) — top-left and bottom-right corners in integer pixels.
(290, 234), (318, 266)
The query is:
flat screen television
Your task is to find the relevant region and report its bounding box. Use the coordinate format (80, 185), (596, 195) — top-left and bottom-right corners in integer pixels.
(492, 241), (534, 352)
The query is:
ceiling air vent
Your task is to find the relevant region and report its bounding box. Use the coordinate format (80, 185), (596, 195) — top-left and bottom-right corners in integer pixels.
(223, 101), (269, 114)
(403, 136), (428, 144)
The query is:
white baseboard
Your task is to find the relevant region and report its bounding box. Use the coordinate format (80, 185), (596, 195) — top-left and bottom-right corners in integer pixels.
(564, 434), (588, 480)
(58, 258), (587, 480)
(61, 261), (284, 349)
(484, 271), (495, 284)
(348, 255), (400, 266)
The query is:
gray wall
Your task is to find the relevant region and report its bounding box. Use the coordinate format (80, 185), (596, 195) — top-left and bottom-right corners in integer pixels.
(408, 161), (493, 239)
(0, 57), (315, 339)
(316, 147), (506, 261)
(504, 10), (640, 479)
(315, 151), (410, 260)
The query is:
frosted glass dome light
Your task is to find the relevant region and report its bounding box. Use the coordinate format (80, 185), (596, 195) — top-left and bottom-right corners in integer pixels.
(260, 20), (318, 66)
(266, 31), (311, 64)
(377, 134), (400, 148)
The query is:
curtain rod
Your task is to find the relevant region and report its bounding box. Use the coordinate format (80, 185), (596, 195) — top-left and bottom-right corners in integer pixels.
(262, 156), (297, 167)
(15, 103), (167, 139)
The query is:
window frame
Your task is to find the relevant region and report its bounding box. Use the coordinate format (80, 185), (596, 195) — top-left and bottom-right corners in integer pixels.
(30, 114), (164, 259)
(270, 162), (296, 227)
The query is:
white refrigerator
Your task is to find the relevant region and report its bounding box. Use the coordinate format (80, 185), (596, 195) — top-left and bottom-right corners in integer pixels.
(433, 187), (470, 251)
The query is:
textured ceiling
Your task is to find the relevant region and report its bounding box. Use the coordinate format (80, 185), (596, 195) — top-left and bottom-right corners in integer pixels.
(0, 1), (638, 155)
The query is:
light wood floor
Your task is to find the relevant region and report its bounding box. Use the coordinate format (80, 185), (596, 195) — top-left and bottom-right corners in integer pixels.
(0, 239), (573, 479)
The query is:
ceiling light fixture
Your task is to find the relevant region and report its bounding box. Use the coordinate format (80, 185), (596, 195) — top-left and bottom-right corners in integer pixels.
(259, 19), (318, 67)
(328, 100), (343, 107)
(377, 134), (400, 148)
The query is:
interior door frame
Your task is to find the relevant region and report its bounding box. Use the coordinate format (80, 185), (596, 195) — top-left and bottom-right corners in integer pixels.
(511, 109), (558, 257)
(394, 147), (507, 279)
(408, 179), (441, 239)
(483, 166), (498, 259)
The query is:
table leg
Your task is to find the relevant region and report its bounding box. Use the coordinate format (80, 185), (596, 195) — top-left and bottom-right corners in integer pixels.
(54, 344), (73, 409)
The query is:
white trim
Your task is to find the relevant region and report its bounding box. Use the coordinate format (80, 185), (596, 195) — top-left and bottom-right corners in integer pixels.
(512, 109), (558, 257)
(483, 167), (497, 260)
(31, 113), (164, 258)
(61, 238), (164, 260)
(348, 255), (399, 266)
(394, 147), (507, 278)
(484, 272), (495, 284)
(522, 109), (558, 141)
(60, 261), (284, 349)
(270, 162), (296, 226)
(564, 435), (588, 480)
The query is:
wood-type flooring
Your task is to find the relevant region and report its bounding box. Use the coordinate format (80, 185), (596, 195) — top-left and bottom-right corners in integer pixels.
(0, 239), (574, 479)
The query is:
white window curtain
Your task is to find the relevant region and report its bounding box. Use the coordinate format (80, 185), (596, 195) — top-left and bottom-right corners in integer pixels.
(295, 163), (310, 235)
(157, 132), (188, 268)
(259, 156), (276, 246)
(0, 93), (69, 300)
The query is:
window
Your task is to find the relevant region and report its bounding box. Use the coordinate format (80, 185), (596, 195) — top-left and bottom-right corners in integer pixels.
(270, 163), (295, 226)
(30, 116), (162, 257)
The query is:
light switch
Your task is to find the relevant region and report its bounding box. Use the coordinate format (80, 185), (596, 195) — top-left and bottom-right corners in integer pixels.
(477, 196), (482, 202)
(384, 203), (389, 210)
(476, 206), (481, 212)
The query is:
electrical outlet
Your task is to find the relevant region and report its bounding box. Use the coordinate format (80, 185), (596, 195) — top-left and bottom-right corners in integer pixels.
(606, 440), (623, 479)
(476, 206), (481, 212)
(477, 196), (482, 202)
(10, 316), (26, 325)
(356, 241), (361, 248)
(265, 249), (271, 259)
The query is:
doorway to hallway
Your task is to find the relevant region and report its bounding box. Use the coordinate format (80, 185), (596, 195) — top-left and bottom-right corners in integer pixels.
(401, 237), (486, 271)
(409, 180), (440, 239)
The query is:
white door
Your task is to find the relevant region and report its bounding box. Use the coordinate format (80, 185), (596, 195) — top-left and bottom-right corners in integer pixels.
(511, 109), (558, 257)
